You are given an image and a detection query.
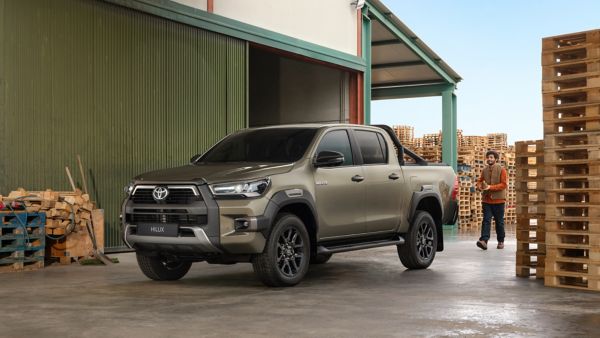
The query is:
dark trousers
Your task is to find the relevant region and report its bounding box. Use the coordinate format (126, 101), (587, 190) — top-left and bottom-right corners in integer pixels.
(480, 203), (505, 243)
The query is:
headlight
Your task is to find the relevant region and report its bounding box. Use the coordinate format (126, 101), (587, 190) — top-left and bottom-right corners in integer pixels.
(209, 178), (270, 198)
(124, 181), (135, 195)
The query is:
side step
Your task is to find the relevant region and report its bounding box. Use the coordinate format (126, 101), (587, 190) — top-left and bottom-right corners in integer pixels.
(317, 237), (405, 255)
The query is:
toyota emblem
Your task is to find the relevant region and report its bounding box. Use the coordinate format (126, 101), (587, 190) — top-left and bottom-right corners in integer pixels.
(152, 187), (169, 201)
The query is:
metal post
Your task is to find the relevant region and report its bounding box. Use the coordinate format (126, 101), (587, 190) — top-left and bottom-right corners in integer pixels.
(362, 8), (371, 125)
(442, 88), (457, 172)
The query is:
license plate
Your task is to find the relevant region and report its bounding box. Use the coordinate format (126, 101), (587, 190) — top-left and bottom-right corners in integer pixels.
(137, 223), (178, 237)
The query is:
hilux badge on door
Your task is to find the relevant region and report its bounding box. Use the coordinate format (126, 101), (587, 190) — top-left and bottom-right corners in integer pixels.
(152, 187), (169, 201)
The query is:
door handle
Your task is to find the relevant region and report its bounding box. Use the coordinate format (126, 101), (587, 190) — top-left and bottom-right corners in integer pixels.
(388, 173), (400, 180)
(351, 175), (364, 182)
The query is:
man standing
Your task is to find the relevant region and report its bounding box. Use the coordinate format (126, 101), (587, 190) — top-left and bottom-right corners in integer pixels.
(476, 150), (507, 250)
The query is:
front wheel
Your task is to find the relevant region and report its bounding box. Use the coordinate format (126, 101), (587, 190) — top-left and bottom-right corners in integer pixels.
(136, 253), (192, 281)
(397, 211), (437, 269)
(252, 213), (310, 287)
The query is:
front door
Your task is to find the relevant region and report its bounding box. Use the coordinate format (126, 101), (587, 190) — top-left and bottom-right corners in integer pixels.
(313, 129), (366, 239)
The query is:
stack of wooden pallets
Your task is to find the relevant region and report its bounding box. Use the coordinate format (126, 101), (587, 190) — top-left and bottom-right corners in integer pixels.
(488, 133), (508, 150)
(515, 140), (546, 279)
(457, 164), (475, 228)
(392, 125), (415, 149)
(394, 125), (517, 229)
(0, 211), (45, 273)
(502, 150), (517, 225)
(542, 29), (600, 291)
(422, 132), (442, 148)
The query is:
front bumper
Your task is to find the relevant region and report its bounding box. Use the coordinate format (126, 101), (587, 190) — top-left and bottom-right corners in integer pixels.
(122, 183), (268, 255)
(123, 224), (221, 253)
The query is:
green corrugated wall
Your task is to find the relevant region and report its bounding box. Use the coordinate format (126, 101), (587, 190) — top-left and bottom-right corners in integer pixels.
(0, 0), (247, 249)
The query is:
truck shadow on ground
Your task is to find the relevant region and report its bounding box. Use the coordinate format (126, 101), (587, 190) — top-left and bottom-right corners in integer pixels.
(132, 258), (447, 289)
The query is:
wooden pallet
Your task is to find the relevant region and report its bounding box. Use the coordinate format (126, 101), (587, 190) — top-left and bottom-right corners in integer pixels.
(544, 250), (600, 291)
(545, 220), (600, 233)
(542, 29), (600, 51)
(0, 212), (45, 273)
(544, 107), (600, 134)
(543, 86), (600, 109)
(543, 105), (600, 124)
(516, 251), (546, 279)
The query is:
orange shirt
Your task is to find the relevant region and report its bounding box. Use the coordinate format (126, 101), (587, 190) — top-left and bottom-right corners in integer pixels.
(477, 166), (507, 204)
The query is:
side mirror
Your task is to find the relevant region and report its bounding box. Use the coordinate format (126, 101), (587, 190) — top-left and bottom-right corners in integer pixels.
(190, 154), (202, 164)
(314, 151), (345, 168)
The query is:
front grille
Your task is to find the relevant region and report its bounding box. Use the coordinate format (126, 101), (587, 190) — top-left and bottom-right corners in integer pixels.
(127, 213), (207, 226)
(131, 187), (200, 204)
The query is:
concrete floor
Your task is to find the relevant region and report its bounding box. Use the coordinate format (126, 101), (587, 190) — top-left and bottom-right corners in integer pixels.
(1, 229), (600, 338)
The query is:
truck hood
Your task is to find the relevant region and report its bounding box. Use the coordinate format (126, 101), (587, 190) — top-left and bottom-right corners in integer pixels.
(134, 162), (295, 184)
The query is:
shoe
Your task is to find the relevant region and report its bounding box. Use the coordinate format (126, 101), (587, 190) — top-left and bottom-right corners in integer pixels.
(497, 242), (504, 249)
(476, 240), (488, 250)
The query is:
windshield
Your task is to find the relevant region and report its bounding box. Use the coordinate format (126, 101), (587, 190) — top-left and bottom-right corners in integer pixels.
(199, 128), (318, 163)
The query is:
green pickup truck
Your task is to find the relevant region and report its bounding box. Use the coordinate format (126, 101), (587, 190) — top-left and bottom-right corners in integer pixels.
(122, 124), (458, 286)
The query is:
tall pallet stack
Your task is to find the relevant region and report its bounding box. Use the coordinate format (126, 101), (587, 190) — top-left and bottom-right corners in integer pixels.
(457, 164), (475, 228)
(502, 149), (517, 225)
(515, 140), (546, 279)
(542, 30), (600, 291)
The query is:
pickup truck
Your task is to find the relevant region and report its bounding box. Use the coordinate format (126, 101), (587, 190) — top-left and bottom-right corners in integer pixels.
(121, 124), (458, 286)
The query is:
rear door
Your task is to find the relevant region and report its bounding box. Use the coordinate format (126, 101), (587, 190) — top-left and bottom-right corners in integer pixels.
(313, 129), (366, 239)
(353, 129), (403, 233)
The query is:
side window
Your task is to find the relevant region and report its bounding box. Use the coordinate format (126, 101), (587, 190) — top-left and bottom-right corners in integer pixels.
(376, 133), (389, 163)
(355, 130), (386, 165)
(315, 130), (354, 166)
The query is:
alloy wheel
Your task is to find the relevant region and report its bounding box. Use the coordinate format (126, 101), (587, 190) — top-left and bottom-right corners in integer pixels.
(276, 227), (305, 278)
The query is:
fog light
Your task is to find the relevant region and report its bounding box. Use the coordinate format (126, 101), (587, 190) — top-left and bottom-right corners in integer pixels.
(235, 219), (250, 230)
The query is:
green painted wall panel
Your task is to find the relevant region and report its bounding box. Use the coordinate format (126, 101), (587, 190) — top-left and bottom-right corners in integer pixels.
(0, 0), (247, 249)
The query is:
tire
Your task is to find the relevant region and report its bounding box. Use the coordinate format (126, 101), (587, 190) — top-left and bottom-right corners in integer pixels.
(252, 213), (310, 287)
(136, 253), (192, 281)
(398, 211), (437, 269)
(310, 253), (332, 265)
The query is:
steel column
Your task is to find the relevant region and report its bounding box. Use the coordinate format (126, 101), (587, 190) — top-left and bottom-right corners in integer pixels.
(362, 8), (372, 124)
(442, 89), (457, 172)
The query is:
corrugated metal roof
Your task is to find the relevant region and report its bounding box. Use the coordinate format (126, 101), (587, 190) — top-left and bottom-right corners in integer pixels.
(369, 0), (462, 86)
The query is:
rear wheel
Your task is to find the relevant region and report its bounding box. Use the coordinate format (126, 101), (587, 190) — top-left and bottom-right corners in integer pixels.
(252, 213), (310, 287)
(136, 253), (192, 281)
(398, 211), (437, 269)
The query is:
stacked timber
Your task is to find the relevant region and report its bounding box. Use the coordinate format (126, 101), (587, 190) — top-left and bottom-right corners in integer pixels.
(542, 30), (600, 291)
(515, 140), (546, 279)
(3, 188), (104, 265)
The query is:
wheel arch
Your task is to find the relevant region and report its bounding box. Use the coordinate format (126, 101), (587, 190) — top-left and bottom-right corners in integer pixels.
(263, 190), (318, 255)
(409, 192), (444, 251)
